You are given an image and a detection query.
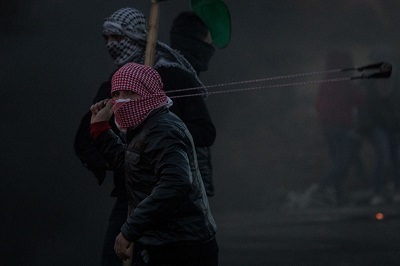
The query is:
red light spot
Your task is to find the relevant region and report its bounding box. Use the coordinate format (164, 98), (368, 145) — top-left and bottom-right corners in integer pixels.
(375, 212), (384, 220)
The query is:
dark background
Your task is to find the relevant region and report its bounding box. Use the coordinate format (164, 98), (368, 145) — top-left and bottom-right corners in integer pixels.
(2, 0), (400, 265)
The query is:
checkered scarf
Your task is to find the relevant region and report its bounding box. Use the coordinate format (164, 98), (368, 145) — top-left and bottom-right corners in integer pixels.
(111, 63), (168, 130)
(103, 7), (147, 65)
(103, 7), (204, 89)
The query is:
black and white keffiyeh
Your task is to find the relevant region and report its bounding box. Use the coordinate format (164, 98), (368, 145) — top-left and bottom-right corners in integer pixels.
(103, 7), (205, 91)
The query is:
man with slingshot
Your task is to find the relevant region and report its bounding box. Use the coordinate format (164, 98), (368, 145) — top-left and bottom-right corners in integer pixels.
(90, 62), (218, 265)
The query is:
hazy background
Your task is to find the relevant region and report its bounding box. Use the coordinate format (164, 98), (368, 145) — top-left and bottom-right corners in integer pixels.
(2, 0), (400, 265)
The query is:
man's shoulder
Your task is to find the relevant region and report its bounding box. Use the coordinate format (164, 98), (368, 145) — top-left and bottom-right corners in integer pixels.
(146, 108), (186, 131)
(156, 66), (201, 91)
(156, 65), (192, 78)
(156, 63), (200, 80)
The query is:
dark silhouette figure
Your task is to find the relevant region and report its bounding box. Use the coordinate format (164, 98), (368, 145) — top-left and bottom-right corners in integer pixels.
(170, 11), (216, 196)
(315, 50), (364, 206)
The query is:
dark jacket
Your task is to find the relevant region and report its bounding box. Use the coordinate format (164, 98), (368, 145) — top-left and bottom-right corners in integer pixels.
(74, 67), (216, 197)
(94, 107), (216, 246)
(158, 66), (216, 196)
(157, 66), (216, 146)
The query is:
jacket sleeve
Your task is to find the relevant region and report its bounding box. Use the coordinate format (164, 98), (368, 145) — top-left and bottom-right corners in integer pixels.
(121, 124), (193, 241)
(74, 80), (116, 185)
(93, 129), (126, 180)
(157, 67), (216, 147)
(74, 110), (108, 184)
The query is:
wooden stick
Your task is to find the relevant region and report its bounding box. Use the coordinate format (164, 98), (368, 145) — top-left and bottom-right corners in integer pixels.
(144, 0), (160, 67)
(122, 207), (133, 266)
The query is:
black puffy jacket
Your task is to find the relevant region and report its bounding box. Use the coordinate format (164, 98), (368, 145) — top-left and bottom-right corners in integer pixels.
(74, 66), (216, 197)
(94, 107), (216, 247)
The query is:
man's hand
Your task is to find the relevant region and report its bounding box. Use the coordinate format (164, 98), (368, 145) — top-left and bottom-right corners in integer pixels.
(114, 232), (132, 261)
(90, 99), (113, 124)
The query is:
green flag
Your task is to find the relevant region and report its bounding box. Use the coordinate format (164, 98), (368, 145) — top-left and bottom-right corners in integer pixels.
(191, 0), (231, 48)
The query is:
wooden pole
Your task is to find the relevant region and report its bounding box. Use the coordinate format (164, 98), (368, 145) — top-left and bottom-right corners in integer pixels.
(122, 207), (133, 266)
(144, 0), (160, 67)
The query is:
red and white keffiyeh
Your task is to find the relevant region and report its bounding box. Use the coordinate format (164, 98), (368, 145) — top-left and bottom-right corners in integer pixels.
(111, 63), (168, 130)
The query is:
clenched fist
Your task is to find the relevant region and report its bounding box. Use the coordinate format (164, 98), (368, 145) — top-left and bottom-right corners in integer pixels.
(90, 99), (113, 124)
(114, 232), (132, 261)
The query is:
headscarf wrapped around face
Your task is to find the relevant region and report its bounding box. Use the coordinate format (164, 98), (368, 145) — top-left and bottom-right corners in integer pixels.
(103, 7), (148, 65)
(111, 63), (168, 130)
(170, 11), (215, 74)
(103, 7), (205, 93)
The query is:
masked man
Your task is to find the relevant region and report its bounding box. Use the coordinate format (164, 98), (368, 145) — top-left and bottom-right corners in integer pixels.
(90, 62), (218, 265)
(170, 11), (217, 196)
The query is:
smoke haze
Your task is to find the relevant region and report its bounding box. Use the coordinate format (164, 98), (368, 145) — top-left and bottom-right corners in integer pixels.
(1, 0), (400, 264)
